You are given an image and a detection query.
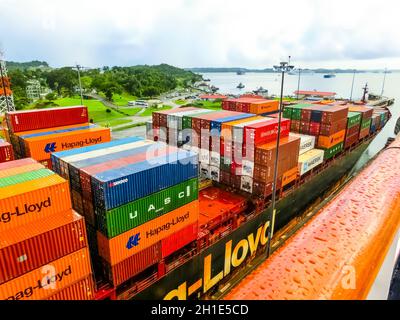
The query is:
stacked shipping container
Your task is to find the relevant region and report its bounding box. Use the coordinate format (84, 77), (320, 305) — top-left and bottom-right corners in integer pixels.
(4, 106), (111, 168)
(0, 158), (94, 300)
(222, 97), (280, 115)
(51, 138), (200, 287)
(0, 139), (14, 163)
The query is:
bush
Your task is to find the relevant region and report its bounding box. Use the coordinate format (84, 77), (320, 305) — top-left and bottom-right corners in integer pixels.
(106, 109), (112, 113)
(45, 92), (57, 101)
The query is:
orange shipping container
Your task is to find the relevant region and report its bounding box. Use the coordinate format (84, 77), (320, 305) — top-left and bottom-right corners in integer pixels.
(47, 276), (95, 300)
(317, 129), (346, 149)
(97, 201), (199, 265)
(0, 163), (45, 179)
(249, 100), (279, 114)
(0, 175), (71, 232)
(22, 127), (111, 161)
(0, 247), (92, 300)
(282, 166), (298, 187)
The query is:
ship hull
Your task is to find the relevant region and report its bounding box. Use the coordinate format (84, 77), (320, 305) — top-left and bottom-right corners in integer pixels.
(129, 138), (372, 300)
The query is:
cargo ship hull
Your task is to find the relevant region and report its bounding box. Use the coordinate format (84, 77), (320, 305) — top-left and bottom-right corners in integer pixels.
(128, 138), (372, 300)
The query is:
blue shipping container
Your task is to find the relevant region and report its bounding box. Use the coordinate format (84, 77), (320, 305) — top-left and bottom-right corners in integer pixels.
(210, 114), (254, 136)
(92, 150), (198, 210)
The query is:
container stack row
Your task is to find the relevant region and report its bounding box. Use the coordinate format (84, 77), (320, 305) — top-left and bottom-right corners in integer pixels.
(51, 138), (200, 287)
(222, 97), (280, 115)
(0, 158), (95, 300)
(4, 106), (111, 168)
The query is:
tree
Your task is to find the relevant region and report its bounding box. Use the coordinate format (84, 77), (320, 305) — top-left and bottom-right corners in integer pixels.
(45, 67), (77, 95)
(45, 92), (57, 101)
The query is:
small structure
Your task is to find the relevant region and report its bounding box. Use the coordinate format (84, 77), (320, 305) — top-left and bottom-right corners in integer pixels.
(199, 94), (227, 101)
(26, 79), (41, 100)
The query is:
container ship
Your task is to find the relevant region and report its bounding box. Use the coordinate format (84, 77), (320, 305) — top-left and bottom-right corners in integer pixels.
(0, 96), (392, 300)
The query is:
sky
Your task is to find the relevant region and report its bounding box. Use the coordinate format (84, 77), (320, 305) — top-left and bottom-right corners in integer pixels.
(1, 0), (400, 69)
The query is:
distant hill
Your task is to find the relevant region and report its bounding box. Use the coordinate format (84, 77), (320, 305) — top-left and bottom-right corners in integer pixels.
(6, 60), (51, 70)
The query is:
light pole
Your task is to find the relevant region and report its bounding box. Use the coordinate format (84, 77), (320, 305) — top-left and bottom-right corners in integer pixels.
(76, 64), (84, 105)
(350, 69), (356, 102)
(296, 68), (302, 100)
(267, 59), (294, 257)
(381, 68), (387, 97)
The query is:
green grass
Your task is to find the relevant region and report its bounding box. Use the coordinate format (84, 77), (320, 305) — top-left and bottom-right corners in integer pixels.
(174, 99), (187, 105)
(112, 122), (147, 132)
(97, 119), (132, 128)
(110, 92), (138, 107)
(118, 107), (142, 116)
(190, 100), (222, 110)
(140, 105), (173, 117)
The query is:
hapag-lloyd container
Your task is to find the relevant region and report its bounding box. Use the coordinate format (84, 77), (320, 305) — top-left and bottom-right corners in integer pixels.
(0, 174), (71, 232)
(0, 247), (92, 300)
(0, 141), (14, 163)
(97, 200), (199, 265)
(243, 118), (290, 146)
(51, 136), (144, 177)
(21, 126), (111, 161)
(317, 130), (346, 149)
(5, 106), (88, 133)
(91, 148), (198, 210)
(161, 223), (198, 258)
(96, 178), (199, 238)
(0, 162), (44, 179)
(0, 210), (87, 284)
(47, 276), (94, 300)
(282, 166), (298, 186)
(298, 149), (325, 175)
(102, 242), (161, 286)
(289, 133), (315, 155)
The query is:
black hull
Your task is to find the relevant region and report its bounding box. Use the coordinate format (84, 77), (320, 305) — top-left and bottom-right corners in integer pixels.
(132, 138), (372, 300)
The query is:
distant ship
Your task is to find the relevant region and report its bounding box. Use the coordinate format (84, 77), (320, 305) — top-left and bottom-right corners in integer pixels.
(253, 86), (268, 95)
(237, 82), (245, 89)
(236, 70), (245, 75)
(324, 73), (336, 78)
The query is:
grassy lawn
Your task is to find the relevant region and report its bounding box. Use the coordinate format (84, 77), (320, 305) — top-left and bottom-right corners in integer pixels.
(118, 107), (142, 116)
(112, 122), (147, 132)
(97, 119), (132, 128)
(140, 105), (173, 117)
(110, 92), (138, 107)
(191, 100), (222, 110)
(174, 99), (187, 105)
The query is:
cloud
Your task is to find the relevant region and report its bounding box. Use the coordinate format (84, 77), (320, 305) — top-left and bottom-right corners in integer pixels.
(1, 0), (400, 68)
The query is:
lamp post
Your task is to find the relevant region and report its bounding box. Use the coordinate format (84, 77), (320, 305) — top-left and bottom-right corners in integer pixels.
(267, 59), (294, 257)
(296, 68), (302, 100)
(76, 64), (84, 105)
(381, 68), (387, 97)
(350, 69), (356, 102)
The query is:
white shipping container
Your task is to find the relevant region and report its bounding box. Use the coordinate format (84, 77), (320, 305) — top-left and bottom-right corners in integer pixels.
(290, 133), (315, 155)
(199, 148), (210, 164)
(242, 160), (254, 177)
(168, 109), (209, 130)
(232, 118), (268, 143)
(210, 166), (220, 182)
(240, 175), (253, 193)
(298, 149), (324, 176)
(210, 151), (220, 167)
(200, 163), (211, 180)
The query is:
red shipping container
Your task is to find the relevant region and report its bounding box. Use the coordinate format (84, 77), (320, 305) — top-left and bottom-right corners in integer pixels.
(243, 118), (290, 147)
(6, 106), (89, 133)
(253, 177), (283, 197)
(344, 133), (359, 148)
(320, 118), (347, 136)
(359, 127), (370, 139)
(220, 171), (233, 185)
(321, 106), (349, 124)
(347, 124), (360, 137)
(102, 242), (161, 286)
(191, 111), (228, 134)
(161, 223), (198, 258)
(0, 210), (88, 284)
(301, 109), (312, 122)
(47, 276), (95, 300)
(300, 121), (310, 134)
(0, 141), (14, 163)
(291, 120), (301, 132)
(156, 107), (198, 128)
(309, 122), (321, 136)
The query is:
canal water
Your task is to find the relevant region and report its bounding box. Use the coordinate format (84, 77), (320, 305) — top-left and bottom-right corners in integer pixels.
(200, 71), (400, 168)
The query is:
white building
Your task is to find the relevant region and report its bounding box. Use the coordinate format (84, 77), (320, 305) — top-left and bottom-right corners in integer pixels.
(26, 79), (41, 100)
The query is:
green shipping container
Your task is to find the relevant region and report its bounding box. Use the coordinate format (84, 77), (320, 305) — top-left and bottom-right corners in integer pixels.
(323, 142), (344, 160)
(361, 118), (372, 130)
(290, 104), (313, 121)
(347, 112), (362, 128)
(96, 178), (199, 238)
(283, 107), (292, 119)
(0, 168), (55, 188)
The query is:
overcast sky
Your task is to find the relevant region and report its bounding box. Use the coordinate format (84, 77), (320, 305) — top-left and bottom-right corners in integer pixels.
(1, 0), (400, 69)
